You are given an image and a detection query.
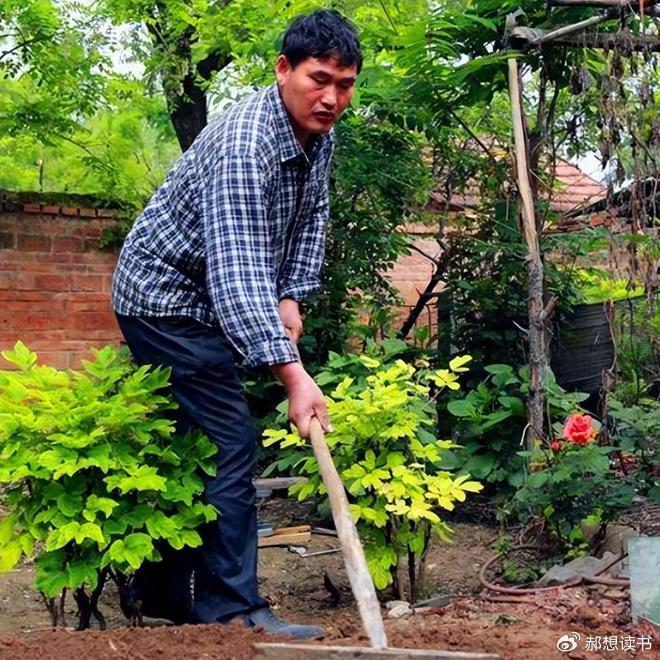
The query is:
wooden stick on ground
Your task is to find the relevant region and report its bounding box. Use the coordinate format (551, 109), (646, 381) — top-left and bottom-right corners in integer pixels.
(307, 417), (388, 649)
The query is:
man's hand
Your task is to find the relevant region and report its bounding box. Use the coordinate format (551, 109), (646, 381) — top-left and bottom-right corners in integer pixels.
(279, 298), (303, 344)
(269, 362), (332, 439)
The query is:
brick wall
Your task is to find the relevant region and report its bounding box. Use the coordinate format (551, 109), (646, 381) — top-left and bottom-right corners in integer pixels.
(385, 223), (445, 337)
(0, 191), (445, 369)
(0, 192), (122, 369)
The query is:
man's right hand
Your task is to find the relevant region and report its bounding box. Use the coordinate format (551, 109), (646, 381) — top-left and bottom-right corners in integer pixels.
(269, 362), (332, 439)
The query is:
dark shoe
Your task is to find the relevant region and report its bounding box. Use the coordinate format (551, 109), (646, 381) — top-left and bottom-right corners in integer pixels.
(246, 607), (325, 640)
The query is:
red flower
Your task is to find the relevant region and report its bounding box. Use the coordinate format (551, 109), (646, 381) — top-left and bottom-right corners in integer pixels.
(550, 440), (561, 452)
(562, 413), (597, 445)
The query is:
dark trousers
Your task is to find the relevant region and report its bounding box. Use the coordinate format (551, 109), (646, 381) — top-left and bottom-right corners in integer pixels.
(115, 314), (268, 623)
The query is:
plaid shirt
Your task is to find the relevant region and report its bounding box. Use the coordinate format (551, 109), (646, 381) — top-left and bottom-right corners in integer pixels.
(112, 84), (334, 368)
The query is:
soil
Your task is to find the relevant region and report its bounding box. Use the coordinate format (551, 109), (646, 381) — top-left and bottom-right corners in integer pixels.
(1, 498), (659, 660)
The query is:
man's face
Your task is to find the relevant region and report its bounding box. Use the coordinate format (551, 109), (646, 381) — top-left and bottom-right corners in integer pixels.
(275, 55), (357, 145)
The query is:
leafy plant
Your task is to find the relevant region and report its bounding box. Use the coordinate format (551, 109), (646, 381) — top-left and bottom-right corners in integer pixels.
(607, 397), (660, 503)
(573, 268), (644, 305)
(440, 364), (589, 495)
(0, 342), (217, 629)
(262, 345), (482, 601)
(504, 413), (635, 556)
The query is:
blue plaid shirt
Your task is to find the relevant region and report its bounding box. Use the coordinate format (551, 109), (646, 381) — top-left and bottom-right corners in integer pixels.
(112, 84), (334, 368)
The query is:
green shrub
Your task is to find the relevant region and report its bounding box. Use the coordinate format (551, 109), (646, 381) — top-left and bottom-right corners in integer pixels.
(440, 364), (589, 495)
(0, 342), (217, 629)
(262, 342), (482, 601)
(503, 413), (635, 557)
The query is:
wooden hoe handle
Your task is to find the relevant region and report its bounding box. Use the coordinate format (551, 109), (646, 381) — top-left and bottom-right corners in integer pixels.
(309, 417), (388, 650)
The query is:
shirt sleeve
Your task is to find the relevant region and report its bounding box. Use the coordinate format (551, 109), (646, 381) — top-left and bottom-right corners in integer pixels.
(277, 159), (331, 302)
(200, 152), (300, 368)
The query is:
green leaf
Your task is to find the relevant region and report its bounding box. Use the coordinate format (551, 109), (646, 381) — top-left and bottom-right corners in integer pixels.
(1, 341), (38, 371)
(449, 355), (472, 372)
(75, 522), (105, 546)
(123, 533), (154, 569)
(56, 492), (83, 517)
(0, 542), (22, 572)
(447, 400), (475, 418)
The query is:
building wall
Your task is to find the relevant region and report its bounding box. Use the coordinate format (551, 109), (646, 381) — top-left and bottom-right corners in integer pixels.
(0, 196), (444, 369)
(0, 195), (122, 369)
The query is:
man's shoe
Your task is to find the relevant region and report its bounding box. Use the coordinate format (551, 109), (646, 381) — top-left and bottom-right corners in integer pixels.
(246, 607), (325, 640)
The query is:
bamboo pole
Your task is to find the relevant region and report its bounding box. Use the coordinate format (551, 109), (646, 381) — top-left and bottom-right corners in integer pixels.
(507, 53), (548, 449)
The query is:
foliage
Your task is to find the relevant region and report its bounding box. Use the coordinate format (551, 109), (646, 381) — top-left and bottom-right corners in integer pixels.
(607, 397), (660, 503)
(0, 79), (179, 214)
(439, 363), (589, 495)
(572, 268), (644, 305)
(613, 298), (660, 405)
(302, 113), (430, 363)
(0, 342), (217, 628)
(0, 0), (108, 139)
(505, 413), (635, 556)
(262, 342), (482, 600)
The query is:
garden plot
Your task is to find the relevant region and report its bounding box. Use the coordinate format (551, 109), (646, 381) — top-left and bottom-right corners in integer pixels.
(1, 503), (659, 660)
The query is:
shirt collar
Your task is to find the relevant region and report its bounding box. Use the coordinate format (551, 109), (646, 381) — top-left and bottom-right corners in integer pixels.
(266, 83), (332, 165)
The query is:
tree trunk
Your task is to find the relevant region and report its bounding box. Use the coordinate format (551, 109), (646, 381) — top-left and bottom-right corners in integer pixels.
(145, 10), (230, 152)
(508, 54), (548, 449)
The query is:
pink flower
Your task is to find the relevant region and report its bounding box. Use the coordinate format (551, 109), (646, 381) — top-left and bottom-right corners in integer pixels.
(562, 413), (597, 445)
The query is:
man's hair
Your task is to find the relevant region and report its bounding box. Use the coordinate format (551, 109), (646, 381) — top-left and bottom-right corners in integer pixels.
(281, 10), (362, 73)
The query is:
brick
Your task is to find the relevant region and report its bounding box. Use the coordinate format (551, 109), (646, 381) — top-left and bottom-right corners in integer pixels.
(38, 220), (76, 237)
(61, 206), (78, 216)
(66, 299), (112, 313)
(35, 352), (71, 370)
(83, 238), (102, 252)
(41, 205), (61, 215)
(69, 274), (104, 292)
(16, 272), (68, 292)
(23, 203), (41, 214)
(0, 232), (15, 249)
(12, 291), (67, 303)
(78, 207), (97, 218)
(52, 237), (85, 253)
(97, 209), (116, 218)
(17, 262), (60, 273)
(86, 263), (116, 273)
(16, 234), (52, 252)
(70, 252), (117, 266)
(33, 273), (69, 291)
(0, 273), (17, 289)
(69, 311), (117, 332)
(72, 224), (103, 239)
(7, 310), (66, 332)
(16, 332), (67, 345)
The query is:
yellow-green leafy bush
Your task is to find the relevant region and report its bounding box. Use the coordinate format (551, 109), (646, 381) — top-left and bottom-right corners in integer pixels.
(263, 343), (482, 600)
(0, 342), (217, 628)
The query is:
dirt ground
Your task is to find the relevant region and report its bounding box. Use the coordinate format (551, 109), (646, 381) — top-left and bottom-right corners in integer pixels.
(1, 498), (659, 660)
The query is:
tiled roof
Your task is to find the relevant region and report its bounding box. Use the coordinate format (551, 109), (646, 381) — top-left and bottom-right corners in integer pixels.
(431, 159), (606, 215)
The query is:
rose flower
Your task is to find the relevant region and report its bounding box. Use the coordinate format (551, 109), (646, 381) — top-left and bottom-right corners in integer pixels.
(562, 413), (597, 445)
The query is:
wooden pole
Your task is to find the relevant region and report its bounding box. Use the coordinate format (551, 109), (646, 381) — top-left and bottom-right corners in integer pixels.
(309, 418), (388, 649)
(507, 53), (548, 449)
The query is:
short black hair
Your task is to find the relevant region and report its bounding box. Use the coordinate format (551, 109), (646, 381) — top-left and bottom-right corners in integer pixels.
(281, 9), (362, 73)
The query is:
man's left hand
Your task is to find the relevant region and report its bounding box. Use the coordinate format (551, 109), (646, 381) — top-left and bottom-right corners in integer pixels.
(279, 298), (303, 344)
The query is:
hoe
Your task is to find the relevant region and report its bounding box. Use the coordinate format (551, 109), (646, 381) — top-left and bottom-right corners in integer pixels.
(254, 418), (500, 659)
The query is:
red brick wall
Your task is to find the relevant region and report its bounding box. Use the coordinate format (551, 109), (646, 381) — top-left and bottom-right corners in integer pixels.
(385, 224), (445, 337)
(0, 197), (122, 369)
(0, 194), (445, 368)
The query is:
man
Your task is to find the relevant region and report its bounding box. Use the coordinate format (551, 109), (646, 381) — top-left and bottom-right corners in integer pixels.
(111, 9), (361, 639)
